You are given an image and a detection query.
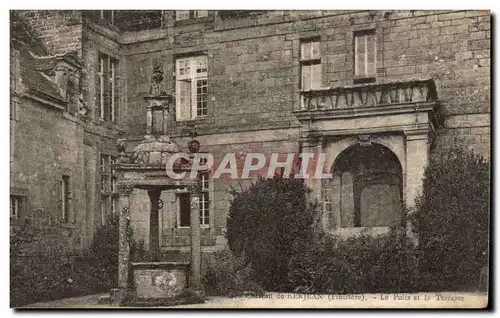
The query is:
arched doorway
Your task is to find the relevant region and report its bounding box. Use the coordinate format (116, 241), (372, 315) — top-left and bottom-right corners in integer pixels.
(321, 143), (403, 232)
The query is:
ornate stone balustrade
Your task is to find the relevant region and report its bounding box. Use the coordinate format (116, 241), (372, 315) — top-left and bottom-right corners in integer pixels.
(299, 79), (438, 111)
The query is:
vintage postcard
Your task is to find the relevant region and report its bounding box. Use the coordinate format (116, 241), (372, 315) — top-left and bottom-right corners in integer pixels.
(10, 9), (490, 309)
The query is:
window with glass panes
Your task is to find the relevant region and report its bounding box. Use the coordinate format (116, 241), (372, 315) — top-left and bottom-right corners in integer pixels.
(300, 39), (321, 108)
(100, 154), (117, 225)
(177, 172), (210, 228)
(175, 56), (208, 121)
(97, 54), (119, 122)
(354, 30), (376, 78)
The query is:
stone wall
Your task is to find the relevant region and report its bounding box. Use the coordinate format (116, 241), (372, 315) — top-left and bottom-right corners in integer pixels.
(17, 10), (83, 56)
(10, 97), (87, 252)
(108, 9), (492, 254)
(121, 10), (490, 156)
(11, 11), (123, 253)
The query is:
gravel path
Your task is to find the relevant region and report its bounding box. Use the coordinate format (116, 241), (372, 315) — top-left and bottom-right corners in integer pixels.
(20, 292), (488, 309)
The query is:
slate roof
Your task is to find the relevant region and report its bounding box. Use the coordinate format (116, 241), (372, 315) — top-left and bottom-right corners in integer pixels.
(11, 11), (68, 104)
(19, 50), (65, 102)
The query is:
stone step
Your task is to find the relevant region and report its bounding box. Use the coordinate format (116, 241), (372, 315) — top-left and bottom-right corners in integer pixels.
(98, 294), (111, 305)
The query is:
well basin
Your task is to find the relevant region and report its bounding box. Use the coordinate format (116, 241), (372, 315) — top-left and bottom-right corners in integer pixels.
(130, 262), (190, 300)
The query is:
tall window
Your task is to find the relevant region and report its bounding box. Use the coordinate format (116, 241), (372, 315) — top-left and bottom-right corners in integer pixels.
(200, 172), (210, 226)
(100, 154), (117, 225)
(178, 193), (191, 227)
(97, 54), (119, 123)
(176, 10), (208, 20)
(11, 196), (20, 220)
(175, 56), (208, 121)
(300, 39), (322, 108)
(194, 10), (208, 18)
(61, 175), (70, 222)
(354, 30), (376, 79)
(177, 172), (210, 228)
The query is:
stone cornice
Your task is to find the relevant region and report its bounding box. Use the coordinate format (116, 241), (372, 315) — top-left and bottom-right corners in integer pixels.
(297, 78), (437, 111)
(294, 101), (438, 122)
(23, 90), (67, 111)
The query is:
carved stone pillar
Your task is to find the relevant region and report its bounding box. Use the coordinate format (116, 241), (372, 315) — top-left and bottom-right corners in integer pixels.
(146, 106), (153, 135)
(148, 188), (161, 262)
(117, 184), (134, 289)
(300, 134), (322, 200)
(188, 182), (204, 298)
(405, 131), (430, 209)
(299, 138), (314, 189)
(315, 135), (324, 204)
(305, 134), (327, 207)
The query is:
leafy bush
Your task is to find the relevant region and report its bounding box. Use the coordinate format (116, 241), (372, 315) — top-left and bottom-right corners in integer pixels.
(226, 177), (317, 291)
(83, 213), (119, 290)
(288, 229), (420, 294)
(413, 145), (490, 291)
(203, 249), (265, 297)
(10, 222), (85, 307)
(10, 214), (121, 307)
(130, 239), (149, 262)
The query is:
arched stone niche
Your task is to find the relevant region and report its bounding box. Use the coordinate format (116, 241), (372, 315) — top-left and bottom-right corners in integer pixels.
(321, 136), (405, 237)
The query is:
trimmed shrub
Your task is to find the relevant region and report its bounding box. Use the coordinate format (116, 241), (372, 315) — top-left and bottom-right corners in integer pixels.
(413, 145), (490, 291)
(288, 229), (420, 294)
(203, 249), (265, 297)
(226, 177), (317, 291)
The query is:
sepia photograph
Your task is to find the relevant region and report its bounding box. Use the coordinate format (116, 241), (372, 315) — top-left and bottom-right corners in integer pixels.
(9, 8), (491, 309)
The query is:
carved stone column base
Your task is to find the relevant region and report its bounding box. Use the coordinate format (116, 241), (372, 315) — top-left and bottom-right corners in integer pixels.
(186, 287), (206, 301)
(110, 288), (128, 306)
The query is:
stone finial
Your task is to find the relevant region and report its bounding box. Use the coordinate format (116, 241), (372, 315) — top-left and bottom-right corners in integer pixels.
(77, 93), (90, 118)
(151, 62), (166, 96)
(188, 139), (200, 154)
(116, 137), (131, 164)
(117, 138), (126, 153)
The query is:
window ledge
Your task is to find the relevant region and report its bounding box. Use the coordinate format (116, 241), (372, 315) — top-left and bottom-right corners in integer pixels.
(59, 222), (78, 229)
(176, 226), (210, 229)
(10, 218), (25, 226)
(353, 76), (376, 84)
(175, 116), (209, 123)
(299, 58), (321, 65)
(329, 226), (393, 238)
(174, 16), (213, 26)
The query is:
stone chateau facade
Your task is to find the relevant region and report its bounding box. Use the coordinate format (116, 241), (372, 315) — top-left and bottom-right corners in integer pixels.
(10, 10), (490, 262)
